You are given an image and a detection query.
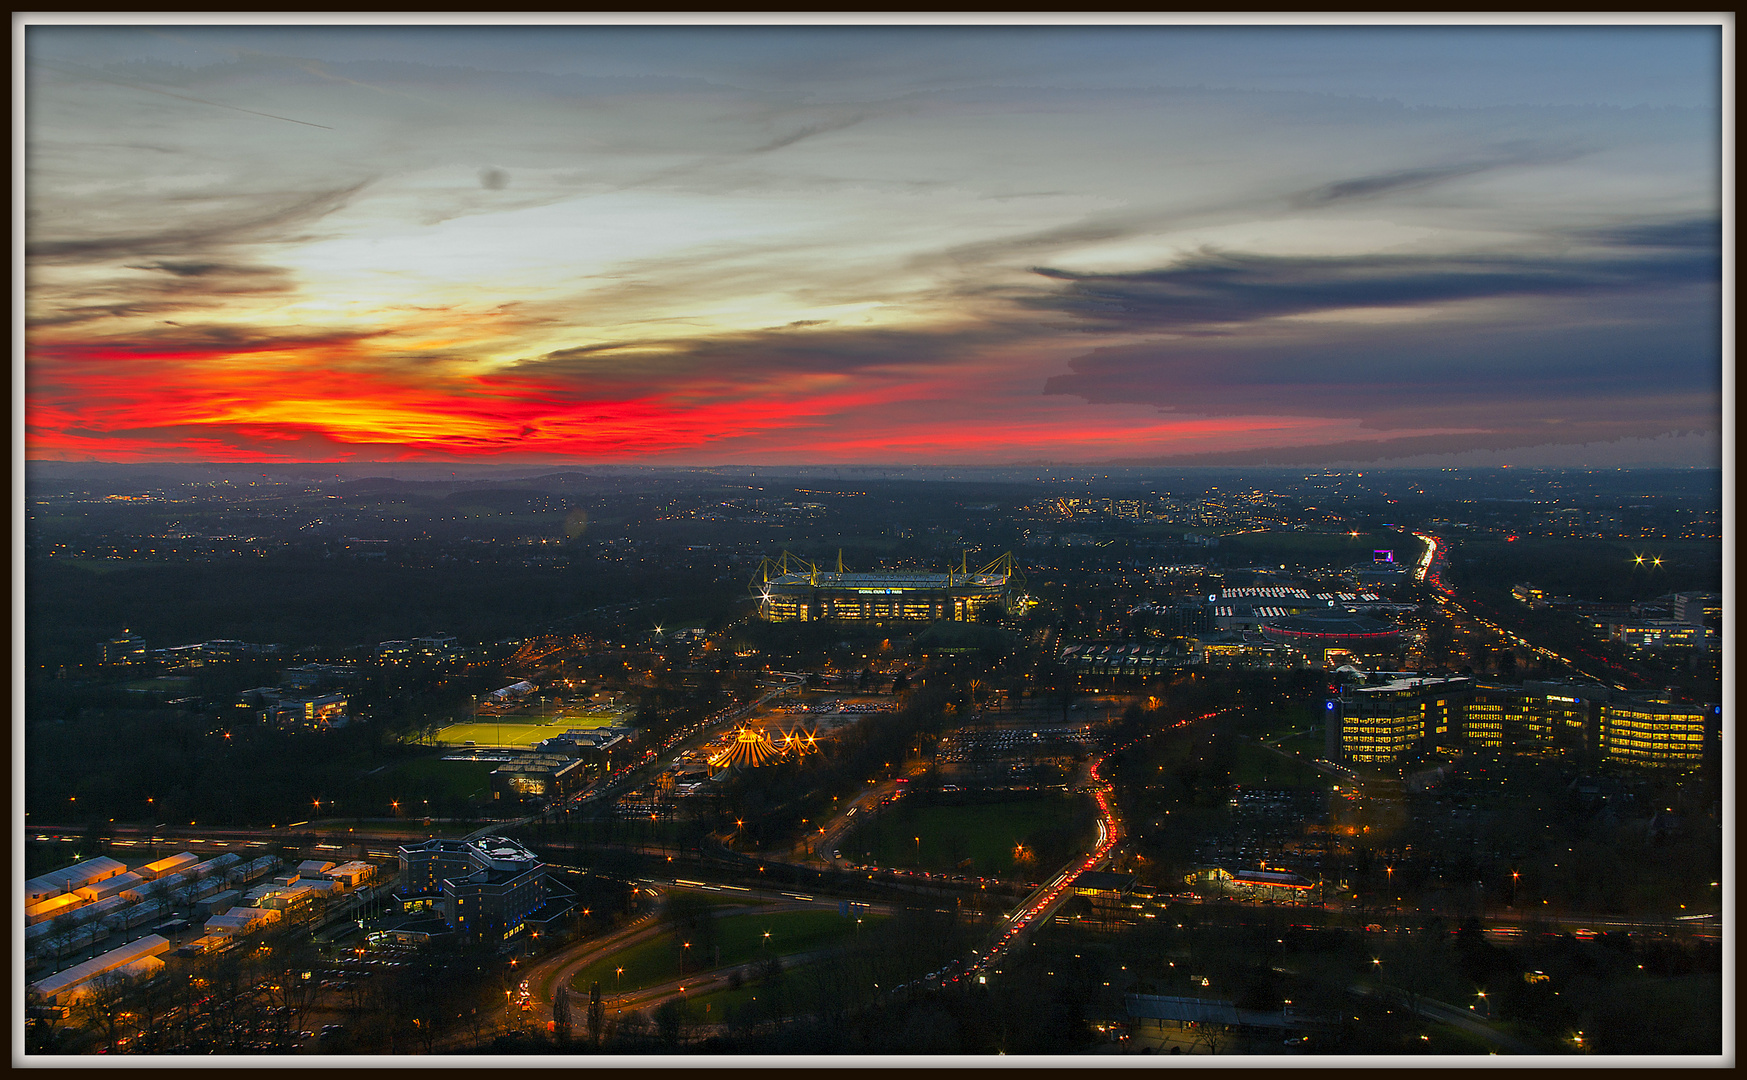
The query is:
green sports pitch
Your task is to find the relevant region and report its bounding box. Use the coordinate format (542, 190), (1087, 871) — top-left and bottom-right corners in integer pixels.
(435, 710), (622, 748)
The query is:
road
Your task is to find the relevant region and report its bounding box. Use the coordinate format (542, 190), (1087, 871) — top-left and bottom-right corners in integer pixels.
(793, 777), (904, 866)
(1412, 530), (1637, 690)
(490, 701), (1173, 1029)
(481, 879), (900, 1042)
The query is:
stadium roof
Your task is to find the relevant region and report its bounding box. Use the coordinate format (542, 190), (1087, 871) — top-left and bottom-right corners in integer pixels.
(1260, 613), (1401, 643)
(764, 571), (1005, 589)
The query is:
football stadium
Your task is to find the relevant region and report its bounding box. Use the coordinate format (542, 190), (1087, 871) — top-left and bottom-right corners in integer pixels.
(1257, 612), (1403, 650)
(753, 551), (1023, 622)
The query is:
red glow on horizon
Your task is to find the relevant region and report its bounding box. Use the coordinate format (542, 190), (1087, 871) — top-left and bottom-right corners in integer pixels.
(27, 322), (1441, 464)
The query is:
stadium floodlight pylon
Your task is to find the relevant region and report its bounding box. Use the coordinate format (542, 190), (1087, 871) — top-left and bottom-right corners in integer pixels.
(751, 550), (820, 589)
(973, 552), (1031, 614)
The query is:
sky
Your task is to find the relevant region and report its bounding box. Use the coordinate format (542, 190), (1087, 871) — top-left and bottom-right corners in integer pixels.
(20, 19), (1726, 466)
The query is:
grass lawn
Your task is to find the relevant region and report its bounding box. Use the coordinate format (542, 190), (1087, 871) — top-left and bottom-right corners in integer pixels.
(1269, 729), (1326, 758)
(570, 908), (882, 996)
(1423, 1023), (1501, 1055)
(381, 757), (497, 801)
(436, 709), (621, 748)
(673, 965), (804, 1021)
(844, 794), (1093, 876)
(1229, 742), (1332, 790)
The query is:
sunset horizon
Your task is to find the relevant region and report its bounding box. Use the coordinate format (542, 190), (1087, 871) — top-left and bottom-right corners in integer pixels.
(23, 19), (1723, 469)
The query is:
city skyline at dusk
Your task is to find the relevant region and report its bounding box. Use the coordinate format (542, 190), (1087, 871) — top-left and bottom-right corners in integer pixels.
(23, 19), (1724, 467)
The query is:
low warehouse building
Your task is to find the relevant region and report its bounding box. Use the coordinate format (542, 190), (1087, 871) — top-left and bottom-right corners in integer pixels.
(26, 856), (128, 906)
(135, 852), (199, 880)
(28, 935), (170, 1006)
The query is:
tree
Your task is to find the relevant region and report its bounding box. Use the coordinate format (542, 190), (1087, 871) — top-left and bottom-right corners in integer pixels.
(47, 909), (81, 945)
(260, 937), (323, 1043)
(1193, 1021), (1232, 1055)
(663, 892), (718, 975)
(125, 970), (179, 1052)
(654, 998), (689, 1047)
(588, 982), (605, 1048)
(344, 973), (374, 1015)
(552, 988), (571, 1046)
(203, 942), (260, 1053)
(73, 971), (135, 1052)
(26, 992), (66, 1054)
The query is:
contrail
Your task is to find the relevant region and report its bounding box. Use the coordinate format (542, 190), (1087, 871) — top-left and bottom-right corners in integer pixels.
(30, 56), (335, 130)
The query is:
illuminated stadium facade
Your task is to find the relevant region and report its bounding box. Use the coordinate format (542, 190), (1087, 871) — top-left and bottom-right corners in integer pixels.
(754, 551), (1023, 623)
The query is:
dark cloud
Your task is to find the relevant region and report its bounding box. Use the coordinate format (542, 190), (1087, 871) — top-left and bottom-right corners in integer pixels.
(29, 302), (188, 329)
(925, 212), (1152, 272)
(517, 320), (1014, 399)
(1042, 301), (1718, 415)
(126, 260), (273, 277)
(1576, 217), (1722, 250)
(29, 261), (298, 330)
(31, 322), (388, 366)
(1291, 142), (1586, 207)
(479, 166), (509, 190)
(1098, 425), (1718, 468)
(1032, 215), (1720, 459)
(747, 113), (866, 155)
(26, 180), (371, 263)
(1025, 218), (1719, 333)
(1037, 295), (1718, 470)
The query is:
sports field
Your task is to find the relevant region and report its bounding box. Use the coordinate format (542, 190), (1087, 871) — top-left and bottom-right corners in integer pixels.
(436, 709), (622, 748)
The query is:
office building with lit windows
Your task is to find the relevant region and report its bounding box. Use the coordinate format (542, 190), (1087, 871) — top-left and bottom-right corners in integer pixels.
(1331, 673), (1716, 773)
(1458, 680), (1609, 760)
(1598, 701), (1717, 768)
(1329, 675), (1471, 765)
(396, 836), (546, 940)
(1460, 682), (1513, 750)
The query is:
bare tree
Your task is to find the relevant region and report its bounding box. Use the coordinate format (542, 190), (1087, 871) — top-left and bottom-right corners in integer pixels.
(262, 956), (323, 1047)
(552, 987), (571, 1046)
(26, 991), (67, 1054)
(204, 942), (259, 1053)
(588, 982), (605, 1048)
(1192, 1021), (1231, 1055)
(125, 970), (180, 1052)
(73, 971), (136, 1052)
